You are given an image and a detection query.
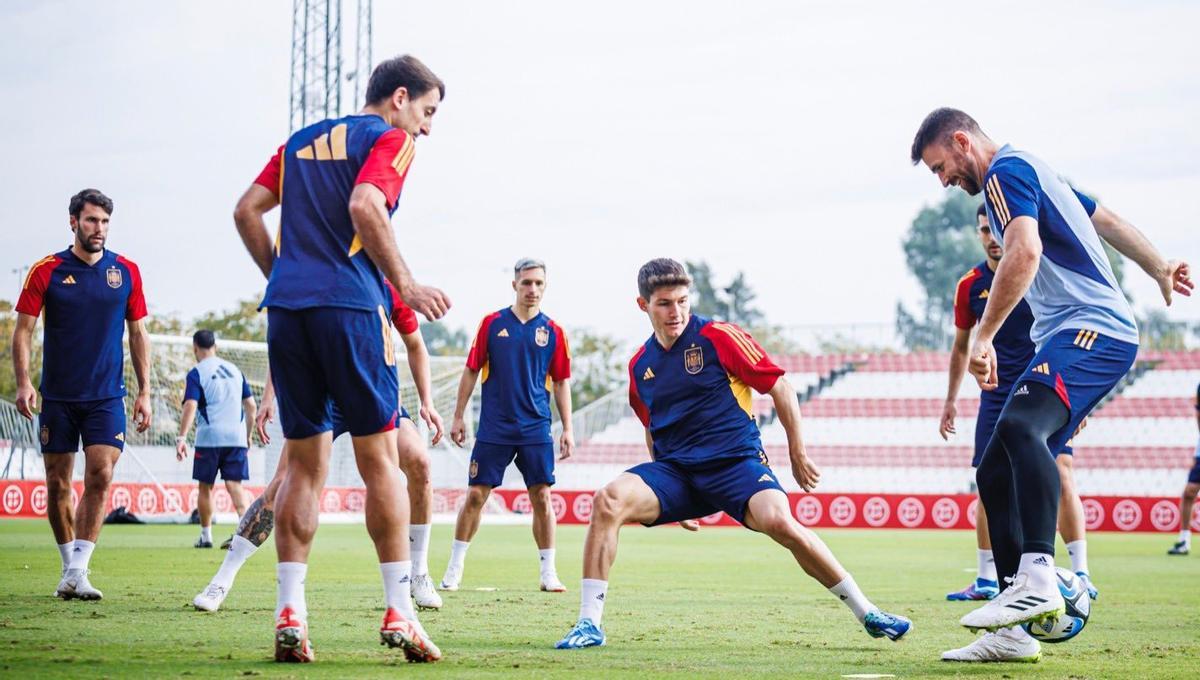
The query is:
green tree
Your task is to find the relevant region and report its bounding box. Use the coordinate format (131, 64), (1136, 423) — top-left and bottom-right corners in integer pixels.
(567, 328), (625, 410)
(685, 260), (729, 319)
(1138, 309), (1188, 350)
(683, 260), (796, 356)
(192, 296), (267, 342)
(0, 300), (43, 400)
(420, 321), (470, 356)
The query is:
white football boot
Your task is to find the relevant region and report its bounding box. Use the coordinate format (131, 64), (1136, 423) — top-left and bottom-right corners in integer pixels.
(411, 574), (443, 610)
(942, 629), (1041, 663)
(56, 568), (103, 601)
(438, 566), (462, 592)
(539, 573), (567, 592)
(960, 573), (1064, 633)
(193, 583), (229, 612)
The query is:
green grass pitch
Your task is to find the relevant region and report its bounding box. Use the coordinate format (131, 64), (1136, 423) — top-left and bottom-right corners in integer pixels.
(1, 519), (1197, 678)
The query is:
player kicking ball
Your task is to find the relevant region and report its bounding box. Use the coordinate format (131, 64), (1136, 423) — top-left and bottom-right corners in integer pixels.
(555, 258), (911, 650)
(912, 107), (1192, 662)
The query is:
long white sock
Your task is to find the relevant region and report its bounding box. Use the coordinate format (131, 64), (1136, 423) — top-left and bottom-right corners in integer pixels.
(977, 549), (997, 582)
(68, 540), (95, 571)
(1065, 540), (1088, 574)
(200, 526), (213, 542)
(1180, 528), (1192, 545)
(1017, 552), (1056, 592)
(57, 542), (73, 571)
(409, 524), (431, 576)
(539, 548), (557, 578)
(380, 561), (416, 619)
(212, 535), (258, 588)
(448, 539), (470, 573)
(579, 578), (608, 624)
(828, 575), (875, 623)
(276, 562), (307, 619)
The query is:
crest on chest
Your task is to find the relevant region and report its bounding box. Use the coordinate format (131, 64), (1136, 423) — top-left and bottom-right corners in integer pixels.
(535, 326), (550, 347)
(684, 344), (704, 375)
(106, 267), (123, 289)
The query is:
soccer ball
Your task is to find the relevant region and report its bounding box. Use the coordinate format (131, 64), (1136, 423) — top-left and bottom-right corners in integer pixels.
(1022, 567), (1090, 643)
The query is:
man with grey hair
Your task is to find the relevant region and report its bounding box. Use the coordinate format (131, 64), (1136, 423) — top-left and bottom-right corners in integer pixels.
(444, 258), (574, 592)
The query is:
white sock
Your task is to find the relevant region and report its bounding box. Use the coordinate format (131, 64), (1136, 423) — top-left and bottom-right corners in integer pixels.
(380, 561), (416, 619)
(977, 549), (997, 582)
(212, 535), (258, 588)
(579, 578), (608, 624)
(276, 562), (308, 619)
(539, 548), (557, 578)
(1065, 540), (1088, 574)
(57, 542), (73, 571)
(409, 524), (431, 576)
(1180, 529), (1192, 545)
(68, 540), (95, 571)
(448, 539), (470, 573)
(1017, 552), (1056, 592)
(200, 526), (213, 542)
(828, 575), (875, 623)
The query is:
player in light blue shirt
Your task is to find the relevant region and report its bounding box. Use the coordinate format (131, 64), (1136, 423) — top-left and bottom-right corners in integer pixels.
(176, 330), (256, 548)
(913, 107), (1192, 662)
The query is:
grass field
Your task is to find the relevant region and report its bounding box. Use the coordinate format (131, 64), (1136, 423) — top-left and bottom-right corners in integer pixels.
(0, 519), (1196, 678)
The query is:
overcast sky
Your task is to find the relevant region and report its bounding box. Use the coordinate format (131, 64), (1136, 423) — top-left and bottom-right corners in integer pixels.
(3, 0), (1197, 344)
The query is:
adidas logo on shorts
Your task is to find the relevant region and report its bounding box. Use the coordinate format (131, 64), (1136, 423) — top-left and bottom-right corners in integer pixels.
(1014, 385), (1030, 396)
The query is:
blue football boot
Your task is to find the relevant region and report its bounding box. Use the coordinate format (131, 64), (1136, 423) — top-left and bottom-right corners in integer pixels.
(555, 618), (605, 649)
(946, 578), (1000, 601)
(863, 610), (912, 641)
(1075, 571), (1098, 600)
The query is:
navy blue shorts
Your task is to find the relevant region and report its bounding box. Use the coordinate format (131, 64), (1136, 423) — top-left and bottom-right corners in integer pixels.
(193, 446), (249, 484)
(469, 440), (555, 488)
(1187, 459), (1200, 485)
(627, 453), (784, 527)
(267, 306), (400, 440)
(974, 393), (1073, 467)
(1009, 328), (1138, 453)
(332, 405), (411, 440)
(39, 397), (125, 453)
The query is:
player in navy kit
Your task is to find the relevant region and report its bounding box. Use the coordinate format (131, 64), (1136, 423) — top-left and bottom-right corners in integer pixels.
(233, 55), (450, 663)
(443, 258), (574, 593)
(941, 204), (1096, 603)
(12, 189), (152, 601)
(1166, 380), (1200, 555)
(913, 107), (1191, 661)
(555, 258), (910, 650)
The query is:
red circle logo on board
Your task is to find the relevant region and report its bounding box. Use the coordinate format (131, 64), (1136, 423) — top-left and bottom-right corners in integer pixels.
(795, 496), (822, 526)
(31, 485), (48, 515)
(932, 498), (960, 528)
(2, 485), (23, 514)
(1112, 499), (1142, 531)
(897, 498), (925, 527)
(550, 493), (567, 521)
(511, 493), (532, 515)
(320, 490), (342, 513)
(966, 498), (979, 528)
(1082, 499), (1105, 530)
(345, 490), (366, 513)
(863, 497), (890, 527)
(137, 488), (158, 514)
(829, 496), (856, 526)
(573, 493), (594, 523)
(110, 486), (132, 511)
(1150, 500), (1180, 532)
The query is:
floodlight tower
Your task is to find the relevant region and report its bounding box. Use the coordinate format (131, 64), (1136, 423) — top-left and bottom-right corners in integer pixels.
(289, 0), (373, 133)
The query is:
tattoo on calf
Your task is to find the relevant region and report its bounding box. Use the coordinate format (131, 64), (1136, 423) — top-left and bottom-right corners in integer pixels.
(236, 495), (275, 547)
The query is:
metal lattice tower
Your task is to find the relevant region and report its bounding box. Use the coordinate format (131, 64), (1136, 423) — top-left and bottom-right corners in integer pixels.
(289, 0), (373, 133)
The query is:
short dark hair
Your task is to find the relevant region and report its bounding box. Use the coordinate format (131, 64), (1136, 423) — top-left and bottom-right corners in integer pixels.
(365, 55), (445, 105)
(910, 107), (982, 165)
(69, 189), (113, 219)
(977, 202), (988, 218)
(193, 330), (216, 349)
(637, 258), (692, 300)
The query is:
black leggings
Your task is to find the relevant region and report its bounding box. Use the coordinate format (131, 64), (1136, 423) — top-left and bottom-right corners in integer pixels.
(976, 381), (1069, 589)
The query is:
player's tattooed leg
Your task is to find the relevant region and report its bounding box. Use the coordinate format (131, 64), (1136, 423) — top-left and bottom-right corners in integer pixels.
(237, 495), (275, 547)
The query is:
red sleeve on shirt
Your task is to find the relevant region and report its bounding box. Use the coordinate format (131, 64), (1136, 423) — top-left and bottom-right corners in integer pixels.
(548, 321), (571, 381)
(466, 312), (501, 371)
(117, 255), (148, 321)
(385, 281), (419, 335)
(14, 255), (62, 317)
(699, 322), (785, 394)
(355, 129), (415, 210)
(253, 144), (285, 198)
(628, 346), (650, 428)
(953, 268), (981, 330)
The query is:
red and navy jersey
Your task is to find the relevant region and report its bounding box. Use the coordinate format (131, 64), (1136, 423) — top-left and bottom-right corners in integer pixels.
(629, 315), (784, 465)
(15, 248), (147, 401)
(954, 261), (1036, 395)
(466, 308), (571, 445)
(255, 114), (417, 314)
(384, 280), (419, 335)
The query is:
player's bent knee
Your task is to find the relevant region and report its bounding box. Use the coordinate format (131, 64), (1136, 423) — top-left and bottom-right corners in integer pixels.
(591, 486), (627, 525)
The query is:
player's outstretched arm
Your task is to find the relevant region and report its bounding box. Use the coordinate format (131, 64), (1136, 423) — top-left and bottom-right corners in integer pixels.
(941, 327), (971, 440)
(971, 216), (1040, 390)
(402, 329), (444, 445)
(448, 367), (480, 447)
(233, 184), (280, 280)
(347, 184), (450, 321)
(12, 313), (38, 421)
(128, 317), (152, 432)
(1091, 205), (1193, 306)
(769, 377), (820, 492)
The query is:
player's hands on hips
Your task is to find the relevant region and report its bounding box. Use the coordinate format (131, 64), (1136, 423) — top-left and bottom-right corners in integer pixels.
(255, 399), (275, 445)
(939, 399), (958, 440)
(558, 428), (574, 461)
(14, 382), (38, 421)
(678, 519), (700, 531)
(1158, 260), (1194, 306)
(403, 283), (452, 321)
(450, 416), (467, 447)
(133, 392), (152, 433)
(790, 452), (821, 492)
(969, 337), (999, 391)
(175, 436), (189, 461)
(421, 405), (444, 446)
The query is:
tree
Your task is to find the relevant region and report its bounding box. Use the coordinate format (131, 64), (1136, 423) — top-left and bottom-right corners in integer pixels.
(420, 321), (470, 356)
(192, 296), (267, 342)
(685, 260), (728, 320)
(683, 260), (796, 355)
(1138, 309), (1188, 350)
(567, 328), (625, 410)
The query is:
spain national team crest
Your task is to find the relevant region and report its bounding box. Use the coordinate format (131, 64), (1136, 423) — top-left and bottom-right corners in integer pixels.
(40, 425), (50, 446)
(684, 345), (704, 374)
(534, 326), (550, 347)
(469, 460), (479, 479)
(106, 266), (123, 289)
